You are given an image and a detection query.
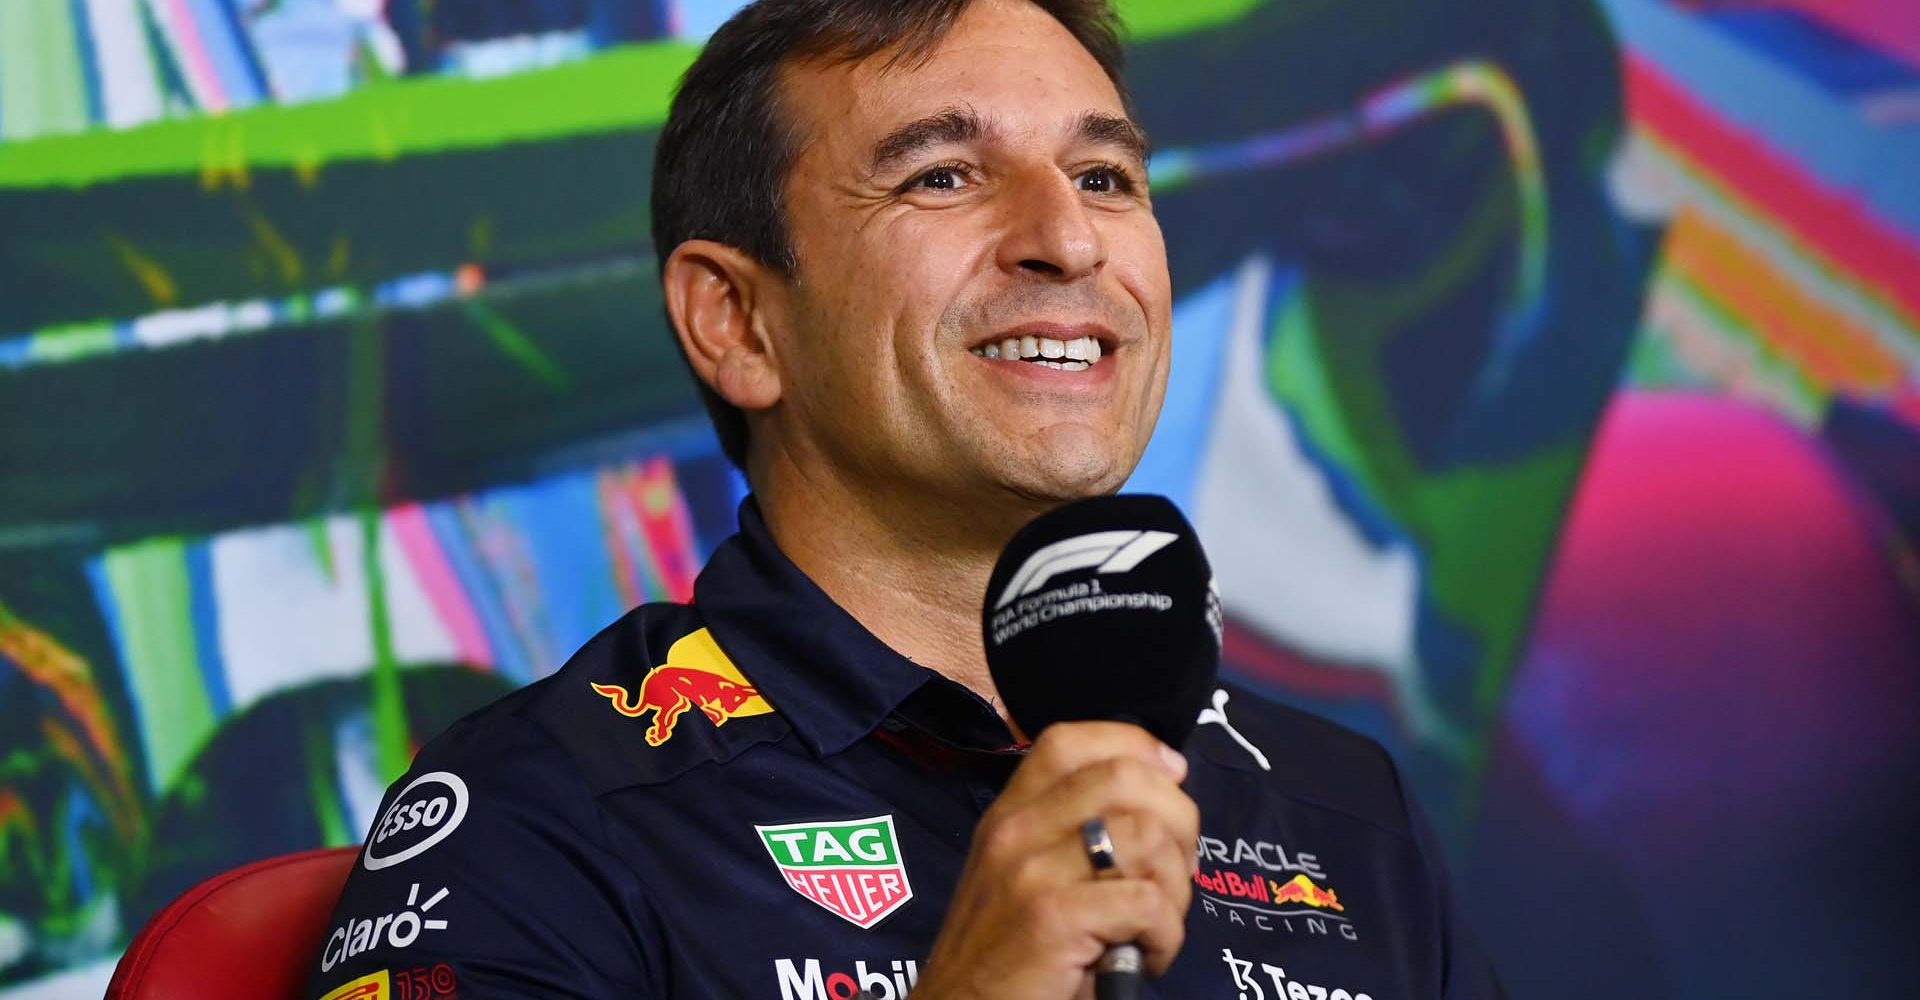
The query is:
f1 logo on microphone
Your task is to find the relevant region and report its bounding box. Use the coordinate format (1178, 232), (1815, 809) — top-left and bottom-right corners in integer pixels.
(993, 530), (1177, 610)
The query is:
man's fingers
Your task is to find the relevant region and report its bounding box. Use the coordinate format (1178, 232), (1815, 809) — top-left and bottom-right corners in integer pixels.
(1042, 879), (1189, 977)
(906, 725), (1190, 998)
(1098, 813), (1196, 919)
(993, 810), (1195, 894)
(974, 736), (1201, 920)
(1012, 755), (1200, 858)
(923, 721), (1198, 999)
(983, 812), (1196, 966)
(1001, 721), (1187, 803)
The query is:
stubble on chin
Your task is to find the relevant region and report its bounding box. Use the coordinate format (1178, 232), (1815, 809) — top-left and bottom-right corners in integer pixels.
(997, 421), (1134, 503)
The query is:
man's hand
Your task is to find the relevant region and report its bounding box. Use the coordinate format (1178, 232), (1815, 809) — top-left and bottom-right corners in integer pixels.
(912, 722), (1200, 1000)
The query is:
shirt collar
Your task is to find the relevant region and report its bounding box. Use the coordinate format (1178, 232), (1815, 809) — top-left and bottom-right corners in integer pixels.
(695, 497), (990, 757)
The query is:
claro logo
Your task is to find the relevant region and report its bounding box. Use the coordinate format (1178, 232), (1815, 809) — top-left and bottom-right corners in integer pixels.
(362, 771), (469, 871)
(319, 883), (451, 974)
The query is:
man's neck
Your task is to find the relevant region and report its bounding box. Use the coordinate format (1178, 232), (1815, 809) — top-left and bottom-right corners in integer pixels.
(753, 457), (1028, 713)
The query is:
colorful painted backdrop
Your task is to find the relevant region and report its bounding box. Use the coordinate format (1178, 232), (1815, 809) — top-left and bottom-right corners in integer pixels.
(1, 0), (1915, 996)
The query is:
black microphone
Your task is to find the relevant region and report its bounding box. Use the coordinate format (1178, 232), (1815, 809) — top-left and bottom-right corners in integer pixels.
(981, 494), (1221, 1000)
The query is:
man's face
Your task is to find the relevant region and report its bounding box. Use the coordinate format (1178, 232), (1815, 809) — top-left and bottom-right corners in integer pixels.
(765, 0), (1171, 520)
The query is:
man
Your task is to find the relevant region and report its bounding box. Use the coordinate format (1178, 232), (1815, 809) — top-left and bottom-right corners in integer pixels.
(307, 0), (1502, 997)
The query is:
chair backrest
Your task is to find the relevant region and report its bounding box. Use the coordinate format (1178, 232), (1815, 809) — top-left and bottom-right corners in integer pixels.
(107, 846), (359, 1000)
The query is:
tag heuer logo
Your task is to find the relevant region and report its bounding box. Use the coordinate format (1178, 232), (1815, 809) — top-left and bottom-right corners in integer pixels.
(755, 815), (913, 929)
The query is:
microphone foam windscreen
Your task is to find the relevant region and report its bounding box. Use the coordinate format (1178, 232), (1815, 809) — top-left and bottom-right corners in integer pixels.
(982, 494), (1221, 748)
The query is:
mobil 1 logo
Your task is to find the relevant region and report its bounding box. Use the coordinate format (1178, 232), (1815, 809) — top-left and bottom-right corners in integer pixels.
(776, 957), (921, 1000)
(363, 771), (469, 871)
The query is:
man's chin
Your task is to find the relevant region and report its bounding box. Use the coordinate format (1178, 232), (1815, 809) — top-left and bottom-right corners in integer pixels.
(994, 426), (1138, 504)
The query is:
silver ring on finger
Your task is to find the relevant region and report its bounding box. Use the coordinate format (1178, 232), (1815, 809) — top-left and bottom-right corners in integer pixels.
(1080, 817), (1120, 879)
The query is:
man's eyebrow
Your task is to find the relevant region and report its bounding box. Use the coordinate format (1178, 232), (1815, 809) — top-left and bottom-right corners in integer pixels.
(1075, 111), (1151, 165)
(865, 108), (1152, 176)
(869, 107), (987, 175)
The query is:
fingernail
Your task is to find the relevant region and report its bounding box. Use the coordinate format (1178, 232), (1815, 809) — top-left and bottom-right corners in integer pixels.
(1158, 743), (1188, 780)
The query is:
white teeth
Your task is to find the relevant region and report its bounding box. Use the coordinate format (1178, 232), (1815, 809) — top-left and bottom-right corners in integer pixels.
(972, 334), (1106, 365)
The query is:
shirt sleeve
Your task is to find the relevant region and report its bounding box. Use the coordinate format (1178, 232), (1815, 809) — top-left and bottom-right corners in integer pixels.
(1391, 759), (1507, 1000)
(304, 714), (659, 1000)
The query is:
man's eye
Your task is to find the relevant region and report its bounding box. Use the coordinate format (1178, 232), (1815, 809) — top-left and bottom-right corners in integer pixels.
(1078, 165), (1135, 194)
(910, 166), (970, 191)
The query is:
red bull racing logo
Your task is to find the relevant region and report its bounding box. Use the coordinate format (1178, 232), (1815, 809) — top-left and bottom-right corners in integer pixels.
(1193, 834), (1358, 941)
(1195, 871), (1344, 912)
(590, 627), (772, 746)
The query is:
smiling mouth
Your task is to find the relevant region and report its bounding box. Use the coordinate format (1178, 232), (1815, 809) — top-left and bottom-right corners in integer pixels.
(968, 333), (1105, 372)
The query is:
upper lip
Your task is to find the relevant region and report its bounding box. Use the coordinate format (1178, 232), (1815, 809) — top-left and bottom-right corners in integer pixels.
(968, 322), (1119, 353)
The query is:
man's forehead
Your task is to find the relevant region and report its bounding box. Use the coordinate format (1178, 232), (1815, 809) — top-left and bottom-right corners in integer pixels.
(777, 0), (1132, 162)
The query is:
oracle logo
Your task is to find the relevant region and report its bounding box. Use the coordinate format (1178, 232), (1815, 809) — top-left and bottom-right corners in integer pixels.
(362, 772), (469, 871)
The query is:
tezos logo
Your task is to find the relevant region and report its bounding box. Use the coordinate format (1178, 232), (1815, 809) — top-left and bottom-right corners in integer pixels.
(775, 957), (920, 1000)
(1221, 947), (1373, 1000)
(319, 883), (451, 973)
(993, 529), (1177, 609)
(363, 771), (468, 871)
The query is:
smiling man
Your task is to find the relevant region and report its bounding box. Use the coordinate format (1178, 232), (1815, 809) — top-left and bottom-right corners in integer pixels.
(659, 0), (1169, 707)
(306, 1), (1500, 998)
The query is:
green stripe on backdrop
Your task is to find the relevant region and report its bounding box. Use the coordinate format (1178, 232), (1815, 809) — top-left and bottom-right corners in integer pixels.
(303, 708), (353, 848)
(361, 508), (410, 785)
(0, 0), (93, 141)
(101, 537), (217, 794)
(0, 40), (698, 189)
(0, 0), (1266, 189)
(1117, 0), (1265, 40)
(26, 321), (117, 363)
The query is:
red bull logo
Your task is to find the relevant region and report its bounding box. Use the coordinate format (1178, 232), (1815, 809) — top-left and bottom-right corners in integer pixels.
(593, 670), (761, 746)
(590, 627), (772, 745)
(1271, 873), (1344, 911)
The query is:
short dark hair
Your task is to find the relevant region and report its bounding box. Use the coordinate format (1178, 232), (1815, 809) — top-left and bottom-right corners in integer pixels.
(650, 0), (1133, 470)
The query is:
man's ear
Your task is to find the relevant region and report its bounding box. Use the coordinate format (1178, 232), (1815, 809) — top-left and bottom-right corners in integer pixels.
(662, 240), (784, 412)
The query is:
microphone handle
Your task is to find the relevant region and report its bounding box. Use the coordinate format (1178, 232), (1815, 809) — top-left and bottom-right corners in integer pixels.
(1094, 716), (1151, 1000)
(1095, 942), (1143, 1000)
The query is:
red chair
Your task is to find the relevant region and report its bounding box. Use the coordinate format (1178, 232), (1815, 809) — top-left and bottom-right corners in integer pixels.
(107, 846), (359, 1000)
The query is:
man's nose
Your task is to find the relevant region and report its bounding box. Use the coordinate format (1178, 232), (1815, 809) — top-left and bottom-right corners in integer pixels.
(996, 170), (1105, 281)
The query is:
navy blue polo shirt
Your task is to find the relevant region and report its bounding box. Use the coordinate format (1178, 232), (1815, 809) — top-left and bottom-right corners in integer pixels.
(305, 500), (1501, 1000)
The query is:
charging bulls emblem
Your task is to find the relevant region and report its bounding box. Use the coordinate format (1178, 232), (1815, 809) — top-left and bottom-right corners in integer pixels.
(591, 627), (772, 745)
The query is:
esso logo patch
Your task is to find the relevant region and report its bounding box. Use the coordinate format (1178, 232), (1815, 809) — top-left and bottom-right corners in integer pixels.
(363, 771), (469, 871)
